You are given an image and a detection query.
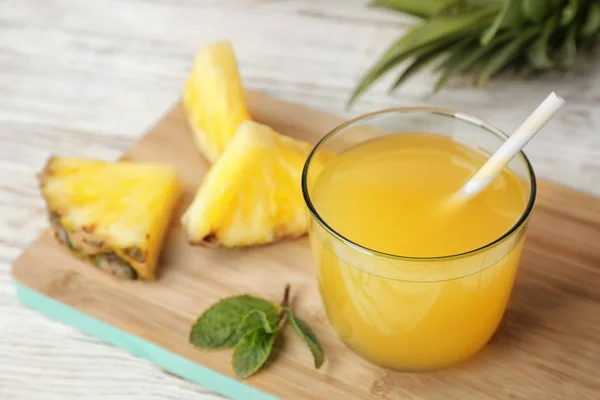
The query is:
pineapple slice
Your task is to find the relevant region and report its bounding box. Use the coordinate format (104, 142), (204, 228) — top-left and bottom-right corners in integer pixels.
(39, 156), (181, 280)
(183, 40), (251, 163)
(182, 121), (329, 247)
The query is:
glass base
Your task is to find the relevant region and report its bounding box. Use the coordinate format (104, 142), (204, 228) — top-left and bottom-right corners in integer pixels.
(340, 337), (489, 372)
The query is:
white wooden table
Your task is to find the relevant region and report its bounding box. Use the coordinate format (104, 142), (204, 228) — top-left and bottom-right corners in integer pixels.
(1, 1), (599, 398)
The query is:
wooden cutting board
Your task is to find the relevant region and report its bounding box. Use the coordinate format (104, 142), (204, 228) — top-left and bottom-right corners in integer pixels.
(12, 92), (600, 400)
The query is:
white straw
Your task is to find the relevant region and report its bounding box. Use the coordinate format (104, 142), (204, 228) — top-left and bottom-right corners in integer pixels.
(454, 92), (565, 203)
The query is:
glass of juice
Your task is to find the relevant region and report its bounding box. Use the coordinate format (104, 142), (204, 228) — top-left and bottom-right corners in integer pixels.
(302, 108), (535, 371)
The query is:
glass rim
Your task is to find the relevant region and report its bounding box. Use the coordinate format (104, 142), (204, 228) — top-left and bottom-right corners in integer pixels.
(301, 106), (537, 262)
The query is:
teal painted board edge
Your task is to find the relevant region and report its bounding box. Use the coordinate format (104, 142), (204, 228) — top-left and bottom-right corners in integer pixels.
(13, 281), (278, 400)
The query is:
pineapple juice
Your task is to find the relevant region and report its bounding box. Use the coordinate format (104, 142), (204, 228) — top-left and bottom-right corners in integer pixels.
(309, 132), (528, 370)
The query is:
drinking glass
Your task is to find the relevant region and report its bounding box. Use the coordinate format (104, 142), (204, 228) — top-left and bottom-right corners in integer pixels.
(302, 108), (536, 371)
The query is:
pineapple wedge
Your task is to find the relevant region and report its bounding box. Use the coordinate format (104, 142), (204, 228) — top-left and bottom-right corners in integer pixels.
(39, 156), (180, 280)
(182, 121), (329, 247)
(183, 40), (251, 163)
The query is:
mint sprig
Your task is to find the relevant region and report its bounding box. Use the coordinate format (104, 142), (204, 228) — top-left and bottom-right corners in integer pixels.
(232, 329), (277, 379)
(284, 310), (324, 368)
(189, 295), (277, 348)
(189, 284), (325, 379)
(239, 309), (278, 334)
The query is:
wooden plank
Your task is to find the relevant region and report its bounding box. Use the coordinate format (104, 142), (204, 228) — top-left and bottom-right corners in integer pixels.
(12, 92), (600, 400)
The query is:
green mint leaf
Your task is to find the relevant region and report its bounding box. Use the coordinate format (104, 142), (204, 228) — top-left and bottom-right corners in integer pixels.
(232, 329), (277, 379)
(190, 295), (277, 349)
(239, 309), (279, 335)
(285, 309), (325, 368)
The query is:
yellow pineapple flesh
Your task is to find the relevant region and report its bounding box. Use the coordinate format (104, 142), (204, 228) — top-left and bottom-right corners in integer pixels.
(39, 156), (181, 280)
(181, 121), (330, 247)
(183, 40), (251, 163)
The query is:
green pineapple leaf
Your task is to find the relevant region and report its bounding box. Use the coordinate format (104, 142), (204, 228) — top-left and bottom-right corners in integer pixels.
(476, 27), (539, 86)
(435, 33), (511, 91)
(560, 0), (580, 27)
(348, 7), (497, 106)
(526, 16), (558, 69)
(554, 25), (578, 67)
(480, 0), (517, 45)
(390, 41), (458, 90)
(370, 0), (458, 18)
(522, 0), (547, 23)
(434, 36), (477, 72)
(581, 2), (600, 37)
(349, 0), (599, 104)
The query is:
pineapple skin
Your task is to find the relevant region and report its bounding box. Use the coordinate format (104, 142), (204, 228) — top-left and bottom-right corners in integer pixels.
(183, 40), (251, 163)
(181, 121), (330, 247)
(39, 156), (181, 280)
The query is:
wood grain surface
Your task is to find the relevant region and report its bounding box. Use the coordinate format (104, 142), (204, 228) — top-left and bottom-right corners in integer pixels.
(13, 92), (600, 400)
(2, 1), (600, 399)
